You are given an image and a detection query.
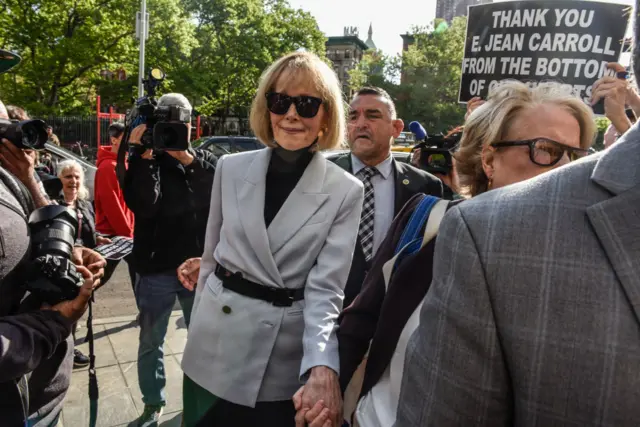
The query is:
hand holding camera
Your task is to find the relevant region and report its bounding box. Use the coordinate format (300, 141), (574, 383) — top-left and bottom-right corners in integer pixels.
(0, 138), (36, 185)
(48, 264), (99, 323)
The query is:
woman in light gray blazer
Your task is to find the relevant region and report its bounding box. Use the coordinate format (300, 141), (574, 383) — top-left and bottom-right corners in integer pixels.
(178, 51), (364, 427)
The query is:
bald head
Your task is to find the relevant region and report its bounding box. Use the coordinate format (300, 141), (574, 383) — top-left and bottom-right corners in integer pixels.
(0, 100), (7, 120)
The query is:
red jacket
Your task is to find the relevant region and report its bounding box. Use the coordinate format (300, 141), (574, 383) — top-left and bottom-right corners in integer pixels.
(94, 146), (134, 237)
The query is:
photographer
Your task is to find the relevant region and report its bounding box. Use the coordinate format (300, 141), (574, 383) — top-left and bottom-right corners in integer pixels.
(122, 93), (216, 425)
(0, 97), (105, 426)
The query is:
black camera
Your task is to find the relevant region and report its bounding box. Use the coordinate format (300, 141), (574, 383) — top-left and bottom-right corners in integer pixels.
(126, 68), (190, 151)
(0, 118), (49, 150)
(26, 205), (84, 305)
(411, 129), (462, 175)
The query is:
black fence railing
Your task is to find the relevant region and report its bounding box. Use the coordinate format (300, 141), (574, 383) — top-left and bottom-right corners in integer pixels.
(36, 115), (253, 164)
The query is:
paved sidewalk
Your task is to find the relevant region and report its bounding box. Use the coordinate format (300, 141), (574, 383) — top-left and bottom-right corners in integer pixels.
(62, 311), (186, 427)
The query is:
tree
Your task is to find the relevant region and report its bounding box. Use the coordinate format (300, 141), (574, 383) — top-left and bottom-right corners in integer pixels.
(348, 17), (468, 134)
(348, 50), (399, 94)
(176, 0), (326, 128)
(0, 0), (195, 115)
(396, 17), (467, 133)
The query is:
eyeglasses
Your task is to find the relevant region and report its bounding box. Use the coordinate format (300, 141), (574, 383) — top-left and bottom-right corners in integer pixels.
(490, 138), (588, 167)
(265, 92), (323, 119)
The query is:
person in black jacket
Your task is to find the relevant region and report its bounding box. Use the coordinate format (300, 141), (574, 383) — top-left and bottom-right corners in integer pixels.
(122, 93), (217, 426)
(0, 97), (105, 427)
(330, 87), (443, 308)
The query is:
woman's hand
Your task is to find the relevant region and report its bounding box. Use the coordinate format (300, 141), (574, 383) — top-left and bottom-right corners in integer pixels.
(177, 257), (201, 291)
(96, 236), (112, 246)
(592, 75), (631, 134)
(294, 367), (342, 427)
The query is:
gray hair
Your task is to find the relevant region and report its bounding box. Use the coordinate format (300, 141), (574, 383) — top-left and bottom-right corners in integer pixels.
(157, 93), (192, 115)
(57, 159), (89, 200)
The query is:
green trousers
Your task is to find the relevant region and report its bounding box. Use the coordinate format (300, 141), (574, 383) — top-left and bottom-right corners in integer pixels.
(182, 374), (219, 427)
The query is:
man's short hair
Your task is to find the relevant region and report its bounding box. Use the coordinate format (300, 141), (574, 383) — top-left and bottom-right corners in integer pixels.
(157, 93), (192, 119)
(352, 86), (397, 119)
(108, 122), (125, 138)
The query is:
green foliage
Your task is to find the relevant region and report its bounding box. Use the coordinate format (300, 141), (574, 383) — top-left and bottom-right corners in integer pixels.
(593, 116), (610, 151)
(0, 0), (194, 115)
(0, 0), (323, 118)
(347, 17), (468, 134)
(176, 0), (326, 121)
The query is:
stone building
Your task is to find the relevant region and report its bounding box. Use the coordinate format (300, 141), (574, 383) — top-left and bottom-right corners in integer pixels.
(326, 24), (375, 96)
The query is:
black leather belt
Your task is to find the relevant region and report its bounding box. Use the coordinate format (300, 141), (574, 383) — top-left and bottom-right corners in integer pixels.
(214, 264), (304, 307)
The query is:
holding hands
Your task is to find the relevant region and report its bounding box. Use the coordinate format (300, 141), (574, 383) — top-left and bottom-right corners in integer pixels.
(293, 366), (343, 427)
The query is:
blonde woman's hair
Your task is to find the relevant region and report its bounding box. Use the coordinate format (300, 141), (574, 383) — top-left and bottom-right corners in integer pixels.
(57, 159), (89, 200)
(250, 51), (345, 150)
(455, 80), (596, 197)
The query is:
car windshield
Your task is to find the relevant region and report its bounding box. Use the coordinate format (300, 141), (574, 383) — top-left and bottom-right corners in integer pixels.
(234, 140), (260, 152)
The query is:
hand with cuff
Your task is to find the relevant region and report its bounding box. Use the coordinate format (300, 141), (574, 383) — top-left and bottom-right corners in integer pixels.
(294, 366), (343, 427)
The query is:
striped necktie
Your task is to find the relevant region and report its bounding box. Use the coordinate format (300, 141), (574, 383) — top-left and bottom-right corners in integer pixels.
(357, 166), (378, 262)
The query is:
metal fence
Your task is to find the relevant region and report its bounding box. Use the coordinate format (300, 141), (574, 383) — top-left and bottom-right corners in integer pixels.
(40, 115), (253, 164)
(42, 115), (103, 163)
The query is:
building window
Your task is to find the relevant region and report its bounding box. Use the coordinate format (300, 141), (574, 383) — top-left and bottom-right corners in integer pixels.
(345, 50), (352, 59)
(343, 66), (350, 79)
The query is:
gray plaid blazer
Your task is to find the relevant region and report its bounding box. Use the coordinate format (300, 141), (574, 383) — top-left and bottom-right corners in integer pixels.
(395, 126), (640, 427)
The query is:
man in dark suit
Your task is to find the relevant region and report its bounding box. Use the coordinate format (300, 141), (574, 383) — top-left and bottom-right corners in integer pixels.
(331, 87), (442, 308)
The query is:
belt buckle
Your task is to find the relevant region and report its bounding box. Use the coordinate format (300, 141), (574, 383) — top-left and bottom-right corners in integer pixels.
(271, 288), (294, 307)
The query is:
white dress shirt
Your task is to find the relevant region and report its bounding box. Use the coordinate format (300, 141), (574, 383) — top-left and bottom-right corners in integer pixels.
(351, 154), (395, 257)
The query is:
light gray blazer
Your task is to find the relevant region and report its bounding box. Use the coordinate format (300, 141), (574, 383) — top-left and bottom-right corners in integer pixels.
(395, 126), (640, 427)
(182, 148), (364, 407)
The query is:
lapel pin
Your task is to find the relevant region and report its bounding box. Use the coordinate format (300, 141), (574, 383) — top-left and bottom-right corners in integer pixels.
(402, 179), (410, 185)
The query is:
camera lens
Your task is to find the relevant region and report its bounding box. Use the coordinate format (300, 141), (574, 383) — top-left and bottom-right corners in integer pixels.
(159, 126), (179, 149)
(28, 205), (79, 259)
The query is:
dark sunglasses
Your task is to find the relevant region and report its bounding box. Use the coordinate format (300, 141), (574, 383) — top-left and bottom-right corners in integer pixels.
(265, 92), (323, 119)
(490, 138), (588, 167)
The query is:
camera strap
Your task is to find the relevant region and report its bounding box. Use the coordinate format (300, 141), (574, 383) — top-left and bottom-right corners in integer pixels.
(85, 294), (99, 427)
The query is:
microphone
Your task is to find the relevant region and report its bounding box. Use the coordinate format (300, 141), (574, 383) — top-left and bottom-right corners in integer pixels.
(409, 121), (427, 141)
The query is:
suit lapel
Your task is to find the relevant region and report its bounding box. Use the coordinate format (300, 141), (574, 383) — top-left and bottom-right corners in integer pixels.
(237, 149), (283, 286)
(393, 160), (417, 216)
(333, 153), (353, 173)
(267, 152), (329, 254)
(587, 186), (640, 325)
(586, 134), (640, 327)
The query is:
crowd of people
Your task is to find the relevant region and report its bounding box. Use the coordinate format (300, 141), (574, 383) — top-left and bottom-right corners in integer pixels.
(1, 44), (639, 427)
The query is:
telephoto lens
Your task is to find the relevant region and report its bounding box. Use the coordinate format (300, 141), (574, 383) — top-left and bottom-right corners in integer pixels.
(26, 205), (85, 304)
(0, 118), (49, 150)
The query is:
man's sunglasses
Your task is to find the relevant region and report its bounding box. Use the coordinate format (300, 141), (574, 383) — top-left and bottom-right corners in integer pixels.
(265, 92), (323, 119)
(490, 138), (589, 167)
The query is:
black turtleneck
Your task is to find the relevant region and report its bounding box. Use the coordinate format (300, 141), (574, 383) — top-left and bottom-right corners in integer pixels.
(264, 145), (314, 228)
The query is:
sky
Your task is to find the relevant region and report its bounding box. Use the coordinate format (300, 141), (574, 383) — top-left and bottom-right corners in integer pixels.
(288, 0), (635, 57)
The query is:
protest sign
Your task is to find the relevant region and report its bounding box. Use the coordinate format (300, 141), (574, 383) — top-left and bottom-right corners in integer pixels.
(458, 0), (630, 113)
(95, 236), (133, 261)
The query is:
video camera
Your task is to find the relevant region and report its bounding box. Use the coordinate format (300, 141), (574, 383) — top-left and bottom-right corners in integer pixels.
(26, 205), (84, 305)
(408, 121), (462, 175)
(125, 68), (190, 151)
(0, 118), (49, 150)
(0, 48), (50, 151)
